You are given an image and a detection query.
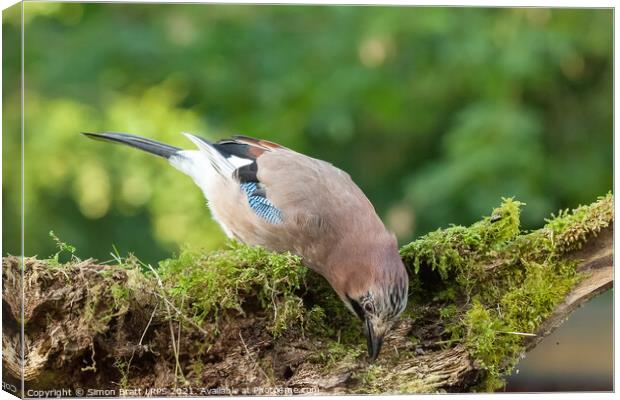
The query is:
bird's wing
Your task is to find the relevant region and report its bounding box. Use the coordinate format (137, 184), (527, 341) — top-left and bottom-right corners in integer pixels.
(181, 133), (387, 272)
(189, 134), (345, 232)
(206, 135), (378, 231)
(253, 148), (390, 272)
(229, 135), (289, 151)
(184, 134), (289, 225)
(256, 149), (377, 228)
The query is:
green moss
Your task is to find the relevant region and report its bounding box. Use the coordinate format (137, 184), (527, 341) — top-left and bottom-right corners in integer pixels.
(354, 365), (385, 394)
(39, 193), (612, 392)
(311, 340), (364, 371)
(82, 283), (111, 333)
(461, 301), (508, 390)
(396, 378), (436, 394)
(110, 283), (130, 308)
(302, 272), (362, 344)
(438, 304), (458, 320)
(113, 357), (130, 389)
(47, 230), (79, 265)
(269, 296), (305, 337)
(545, 192), (613, 252)
(157, 241), (308, 335)
(400, 197), (525, 279)
(402, 193), (612, 391)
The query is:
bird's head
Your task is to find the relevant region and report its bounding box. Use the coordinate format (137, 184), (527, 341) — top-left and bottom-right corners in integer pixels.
(343, 253), (409, 362)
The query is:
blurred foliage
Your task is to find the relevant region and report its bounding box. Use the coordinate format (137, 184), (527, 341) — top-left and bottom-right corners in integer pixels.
(2, 4), (612, 264)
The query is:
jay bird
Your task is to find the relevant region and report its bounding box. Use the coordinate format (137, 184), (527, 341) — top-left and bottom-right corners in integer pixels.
(84, 132), (409, 361)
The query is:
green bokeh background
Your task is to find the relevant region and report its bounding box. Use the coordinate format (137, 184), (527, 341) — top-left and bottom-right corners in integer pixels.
(1, 3), (613, 392)
(3, 4), (612, 264)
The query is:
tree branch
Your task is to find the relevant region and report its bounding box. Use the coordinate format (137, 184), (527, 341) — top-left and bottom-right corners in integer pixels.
(2, 195), (613, 394)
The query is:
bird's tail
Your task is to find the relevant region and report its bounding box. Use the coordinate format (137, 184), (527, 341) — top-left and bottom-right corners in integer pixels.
(82, 132), (181, 159)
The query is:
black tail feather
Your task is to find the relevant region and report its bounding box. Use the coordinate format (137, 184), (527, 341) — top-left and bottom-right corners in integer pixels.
(82, 132), (181, 159)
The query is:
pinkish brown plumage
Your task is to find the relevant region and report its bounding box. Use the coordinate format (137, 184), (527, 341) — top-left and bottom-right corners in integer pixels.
(84, 131), (409, 361)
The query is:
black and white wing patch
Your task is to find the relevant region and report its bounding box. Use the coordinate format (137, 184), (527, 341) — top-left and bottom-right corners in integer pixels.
(212, 137), (285, 225)
(181, 133), (286, 225)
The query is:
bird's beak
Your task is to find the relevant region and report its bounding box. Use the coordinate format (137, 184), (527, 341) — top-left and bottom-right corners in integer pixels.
(364, 318), (384, 363)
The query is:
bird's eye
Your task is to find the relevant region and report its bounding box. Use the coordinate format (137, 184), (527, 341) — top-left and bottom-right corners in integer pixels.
(363, 302), (374, 314)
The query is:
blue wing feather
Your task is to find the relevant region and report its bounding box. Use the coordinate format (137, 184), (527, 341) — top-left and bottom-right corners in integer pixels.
(240, 182), (284, 224)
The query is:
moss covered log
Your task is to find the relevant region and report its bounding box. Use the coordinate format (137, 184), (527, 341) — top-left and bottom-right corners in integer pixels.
(2, 194), (613, 394)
